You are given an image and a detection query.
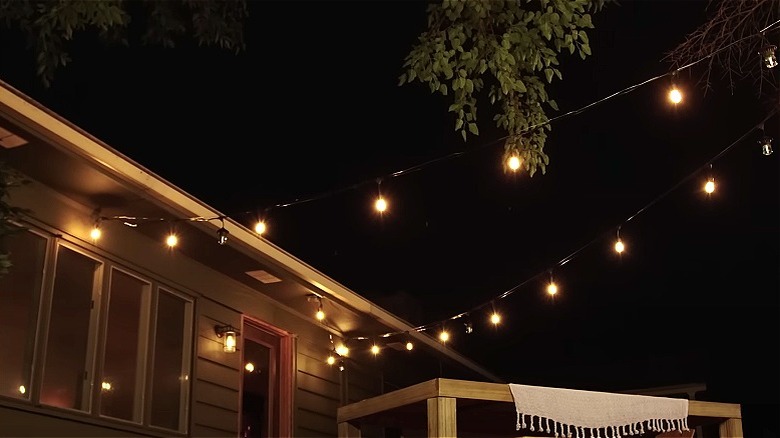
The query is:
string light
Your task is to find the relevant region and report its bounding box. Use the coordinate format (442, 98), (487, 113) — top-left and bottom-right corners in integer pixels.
(438, 327), (450, 343)
(507, 155), (522, 171)
(335, 343), (349, 357)
(217, 217), (229, 245)
(760, 44), (778, 69)
(254, 220), (267, 235)
(703, 163), (715, 195)
(614, 226), (625, 254)
(490, 312), (501, 325)
(374, 178), (388, 213)
(405, 339), (414, 351)
(370, 343), (380, 355)
(165, 233), (178, 248)
(326, 354), (336, 365)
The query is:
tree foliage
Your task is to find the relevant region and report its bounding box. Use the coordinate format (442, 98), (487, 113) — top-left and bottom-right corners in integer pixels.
(399, 0), (611, 176)
(665, 0), (779, 97)
(0, 0), (248, 88)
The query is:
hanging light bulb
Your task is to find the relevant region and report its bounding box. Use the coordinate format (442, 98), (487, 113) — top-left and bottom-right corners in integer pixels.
(375, 197), (388, 212)
(759, 44), (778, 69)
(490, 312), (501, 325)
(370, 344), (380, 355)
(326, 354), (336, 366)
(165, 233), (178, 248)
(614, 226), (625, 254)
(405, 339), (414, 351)
(216, 218), (229, 245)
(439, 329), (450, 343)
(335, 343), (349, 357)
(254, 220), (267, 235)
(704, 178), (715, 194)
(547, 282), (558, 296)
(507, 155), (522, 171)
(668, 87), (682, 104)
(90, 223), (102, 241)
(760, 135), (773, 156)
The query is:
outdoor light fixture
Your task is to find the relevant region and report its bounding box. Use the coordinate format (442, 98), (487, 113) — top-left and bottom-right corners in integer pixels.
(215, 324), (240, 353)
(760, 135), (773, 156)
(307, 294), (326, 321)
(216, 218), (229, 245)
(759, 44), (778, 69)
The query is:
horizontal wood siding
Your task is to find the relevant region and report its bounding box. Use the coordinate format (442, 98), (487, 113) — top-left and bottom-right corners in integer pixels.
(193, 300), (241, 435)
(295, 339), (341, 437)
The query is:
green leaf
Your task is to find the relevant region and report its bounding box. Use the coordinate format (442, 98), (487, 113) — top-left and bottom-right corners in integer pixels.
(461, 129), (467, 141)
(468, 123), (479, 135)
(549, 99), (559, 111)
(544, 68), (554, 83)
(455, 118), (463, 130)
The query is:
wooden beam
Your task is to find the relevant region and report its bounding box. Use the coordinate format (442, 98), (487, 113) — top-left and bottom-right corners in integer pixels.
(427, 397), (456, 438)
(436, 378), (514, 402)
(338, 421), (361, 438)
(337, 379), (437, 423)
(689, 400), (742, 419)
(718, 418), (743, 437)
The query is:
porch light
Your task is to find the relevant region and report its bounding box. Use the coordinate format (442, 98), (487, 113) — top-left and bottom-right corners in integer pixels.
(759, 45), (778, 69)
(89, 223), (101, 241)
(215, 325), (240, 353)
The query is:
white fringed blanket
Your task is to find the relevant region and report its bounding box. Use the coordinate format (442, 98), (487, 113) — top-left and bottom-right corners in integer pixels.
(509, 383), (689, 438)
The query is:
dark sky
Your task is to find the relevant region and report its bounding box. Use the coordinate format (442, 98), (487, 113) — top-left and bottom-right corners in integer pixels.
(1, 1), (778, 436)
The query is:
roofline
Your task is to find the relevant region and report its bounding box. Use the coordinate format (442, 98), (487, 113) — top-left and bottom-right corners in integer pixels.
(0, 79), (503, 383)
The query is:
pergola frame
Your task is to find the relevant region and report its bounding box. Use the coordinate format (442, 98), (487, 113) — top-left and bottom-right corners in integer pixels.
(337, 378), (743, 438)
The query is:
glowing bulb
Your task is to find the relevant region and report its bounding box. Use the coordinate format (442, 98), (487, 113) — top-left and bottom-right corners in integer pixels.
(614, 240), (625, 253)
(223, 332), (237, 353)
(18, 385), (25, 395)
(315, 309), (325, 321)
(490, 312), (501, 325)
(375, 197), (387, 213)
(338, 360), (345, 372)
(165, 233), (178, 247)
(439, 330), (449, 343)
(405, 341), (414, 351)
(326, 355), (336, 365)
(507, 156), (522, 171)
(668, 88), (682, 104)
(254, 221), (266, 235)
(101, 381), (112, 391)
(245, 362), (255, 372)
(547, 282), (558, 296)
(90, 226), (101, 241)
(335, 344), (349, 356)
(704, 179), (715, 194)
(370, 344), (380, 355)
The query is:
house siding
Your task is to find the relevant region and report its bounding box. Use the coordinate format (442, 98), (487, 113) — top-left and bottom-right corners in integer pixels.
(1, 175), (383, 437)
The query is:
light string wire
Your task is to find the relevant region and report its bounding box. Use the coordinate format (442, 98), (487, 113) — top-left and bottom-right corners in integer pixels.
(97, 21), (780, 227)
(241, 19), (780, 215)
(351, 107), (778, 341)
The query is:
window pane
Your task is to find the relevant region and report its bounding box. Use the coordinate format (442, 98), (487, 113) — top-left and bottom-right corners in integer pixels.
(0, 230), (46, 400)
(40, 246), (100, 410)
(150, 290), (190, 430)
(99, 269), (148, 421)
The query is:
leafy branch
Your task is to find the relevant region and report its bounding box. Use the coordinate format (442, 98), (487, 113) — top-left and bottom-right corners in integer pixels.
(399, 0), (611, 176)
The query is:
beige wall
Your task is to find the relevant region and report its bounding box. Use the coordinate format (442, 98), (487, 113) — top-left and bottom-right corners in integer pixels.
(2, 178), (383, 437)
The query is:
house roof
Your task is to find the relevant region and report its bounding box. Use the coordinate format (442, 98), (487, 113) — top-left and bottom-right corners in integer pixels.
(0, 79), (503, 385)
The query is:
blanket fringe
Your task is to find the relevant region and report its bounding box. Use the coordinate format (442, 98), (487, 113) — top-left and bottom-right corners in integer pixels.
(517, 413), (689, 438)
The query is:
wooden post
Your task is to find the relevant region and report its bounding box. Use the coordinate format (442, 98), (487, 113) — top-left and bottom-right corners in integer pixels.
(719, 418), (743, 438)
(427, 396), (456, 437)
(338, 421), (361, 438)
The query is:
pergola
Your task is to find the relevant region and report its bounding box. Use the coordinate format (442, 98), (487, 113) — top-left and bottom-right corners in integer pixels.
(337, 378), (743, 437)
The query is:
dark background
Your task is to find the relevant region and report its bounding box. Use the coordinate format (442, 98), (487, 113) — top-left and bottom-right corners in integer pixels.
(1, 1), (778, 436)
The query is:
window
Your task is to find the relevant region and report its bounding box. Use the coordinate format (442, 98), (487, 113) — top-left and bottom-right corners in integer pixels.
(0, 230), (47, 400)
(99, 268), (150, 422)
(150, 289), (193, 431)
(0, 226), (194, 433)
(40, 245), (102, 411)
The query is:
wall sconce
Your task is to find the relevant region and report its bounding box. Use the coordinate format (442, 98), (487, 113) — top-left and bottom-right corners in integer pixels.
(215, 324), (240, 353)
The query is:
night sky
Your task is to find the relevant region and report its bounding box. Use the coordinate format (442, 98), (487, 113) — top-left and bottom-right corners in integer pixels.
(1, 0), (778, 436)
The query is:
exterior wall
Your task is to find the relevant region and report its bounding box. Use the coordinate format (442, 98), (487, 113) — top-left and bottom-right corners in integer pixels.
(0, 174), (383, 436)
